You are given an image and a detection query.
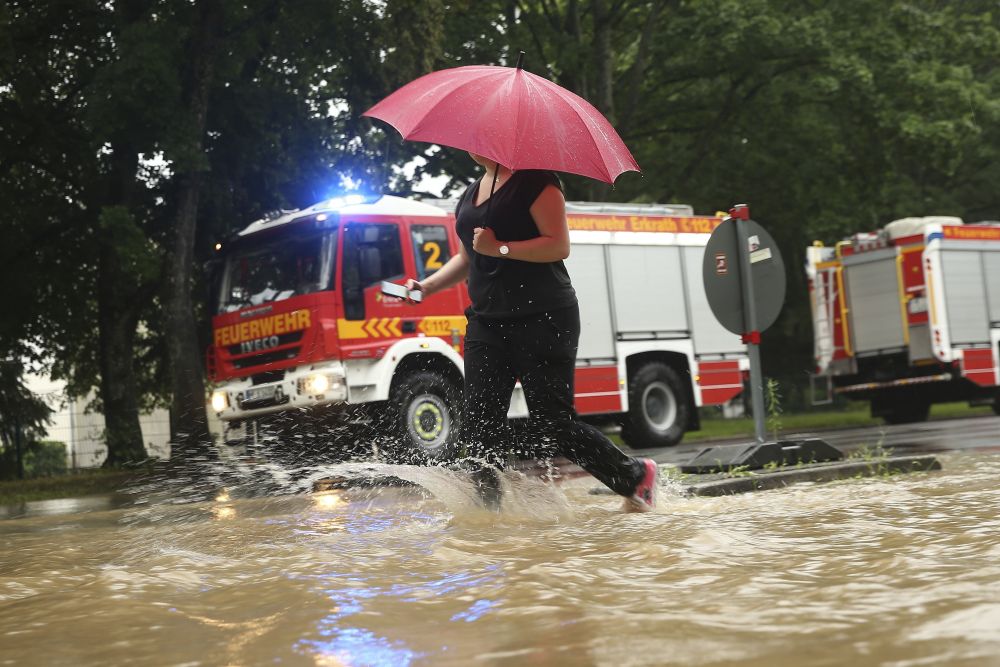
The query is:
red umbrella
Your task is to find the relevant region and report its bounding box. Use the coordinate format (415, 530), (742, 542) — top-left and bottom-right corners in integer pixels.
(363, 55), (640, 184)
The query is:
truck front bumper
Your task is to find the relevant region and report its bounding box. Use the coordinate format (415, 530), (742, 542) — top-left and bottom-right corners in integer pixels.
(210, 362), (348, 426)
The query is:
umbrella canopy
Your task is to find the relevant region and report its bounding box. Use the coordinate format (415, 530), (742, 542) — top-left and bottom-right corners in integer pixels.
(363, 62), (640, 184)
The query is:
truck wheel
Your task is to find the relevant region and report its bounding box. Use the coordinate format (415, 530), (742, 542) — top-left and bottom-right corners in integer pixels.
(620, 362), (689, 448)
(880, 399), (931, 425)
(992, 394), (1000, 416)
(389, 371), (461, 462)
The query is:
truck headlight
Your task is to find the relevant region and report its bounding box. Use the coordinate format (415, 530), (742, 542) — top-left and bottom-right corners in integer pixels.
(302, 373), (331, 395)
(211, 391), (229, 412)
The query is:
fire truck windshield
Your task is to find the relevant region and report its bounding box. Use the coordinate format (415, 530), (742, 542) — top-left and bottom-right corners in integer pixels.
(218, 230), (336, 314)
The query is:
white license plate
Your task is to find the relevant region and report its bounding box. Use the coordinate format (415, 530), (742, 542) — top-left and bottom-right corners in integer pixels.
(244, 385), (277, 402)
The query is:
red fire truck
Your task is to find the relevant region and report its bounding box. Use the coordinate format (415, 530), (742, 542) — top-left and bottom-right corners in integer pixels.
(806, 217), (1000, 422)
(207, 194), (748, 459)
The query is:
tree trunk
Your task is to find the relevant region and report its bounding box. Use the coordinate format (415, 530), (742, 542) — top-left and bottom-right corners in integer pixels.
(97, 128), (146, 467)
(98, 219), (147, 466)
(166, 172), (212, 455)
(620, 1), (673, 131)
(163, 0), (222, 458)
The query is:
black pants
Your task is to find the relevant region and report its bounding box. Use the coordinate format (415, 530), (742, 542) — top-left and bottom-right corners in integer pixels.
(458, 304), (643, 497)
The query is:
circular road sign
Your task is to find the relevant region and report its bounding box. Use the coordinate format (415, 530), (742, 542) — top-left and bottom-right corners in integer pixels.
(702, 217), (786, 335)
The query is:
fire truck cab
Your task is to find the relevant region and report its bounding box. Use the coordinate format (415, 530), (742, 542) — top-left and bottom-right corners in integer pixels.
(806, 217), (1000, 422)
(208, 194), (748, 460)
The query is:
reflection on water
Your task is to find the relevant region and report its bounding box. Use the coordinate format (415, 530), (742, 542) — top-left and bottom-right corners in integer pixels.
(0, 493), (133, 520)
(2, 453), (1000, 666)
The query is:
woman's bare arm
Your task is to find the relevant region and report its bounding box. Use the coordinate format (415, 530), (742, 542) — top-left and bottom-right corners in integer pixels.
(405, 242), (470, 296)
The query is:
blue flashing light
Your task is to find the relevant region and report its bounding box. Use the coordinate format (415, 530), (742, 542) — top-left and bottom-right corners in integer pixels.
(314, 193), (381, 211)
(309, 193), (381, 229)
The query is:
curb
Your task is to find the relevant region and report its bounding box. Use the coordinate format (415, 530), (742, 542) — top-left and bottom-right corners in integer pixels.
(589, 455), (942, 497)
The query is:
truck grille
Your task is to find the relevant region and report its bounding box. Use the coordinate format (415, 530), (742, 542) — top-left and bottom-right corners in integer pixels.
(239, 392), (291, 410)
(232, 347), (301, 370)
(251, 370), (286, 385)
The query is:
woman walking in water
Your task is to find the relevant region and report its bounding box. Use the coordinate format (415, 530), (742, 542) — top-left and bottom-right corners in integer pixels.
(405, 153), (658, 512)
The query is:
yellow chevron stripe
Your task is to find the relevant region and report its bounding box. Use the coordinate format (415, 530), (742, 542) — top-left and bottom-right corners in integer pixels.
(337, 316), (468, 340)
(337, 319), (368, 339)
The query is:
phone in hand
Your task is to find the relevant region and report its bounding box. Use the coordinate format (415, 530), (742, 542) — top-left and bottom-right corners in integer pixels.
(381, 280), (423, 303)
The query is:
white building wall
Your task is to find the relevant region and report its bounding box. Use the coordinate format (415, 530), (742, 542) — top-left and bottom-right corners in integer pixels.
(24, 373), (171, 468)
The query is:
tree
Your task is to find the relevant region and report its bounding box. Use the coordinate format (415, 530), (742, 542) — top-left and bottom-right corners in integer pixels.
(0, 360), (53, 479)
(0, 1), (155, 465)
(1, 0), (459, 464)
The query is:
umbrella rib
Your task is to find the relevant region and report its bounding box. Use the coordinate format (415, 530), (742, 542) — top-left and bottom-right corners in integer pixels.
(404, 81), (482, 139)
(536, 78), (616, 182)
(567, 88), (639, 180)
(511, 70), (525, 170)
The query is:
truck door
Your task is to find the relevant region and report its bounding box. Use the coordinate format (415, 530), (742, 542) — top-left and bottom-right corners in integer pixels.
(407, 223), (466, 347)
(342, 222), (404, 321)
(842, 248), (907, 355)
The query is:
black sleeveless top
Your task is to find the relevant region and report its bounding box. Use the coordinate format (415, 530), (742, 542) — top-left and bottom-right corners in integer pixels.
(455, 169), (576, 318)
(455, 170), (578, 319)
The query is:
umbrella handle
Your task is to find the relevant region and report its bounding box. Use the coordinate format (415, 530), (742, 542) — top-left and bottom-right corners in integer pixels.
(476, 168), (504, 278)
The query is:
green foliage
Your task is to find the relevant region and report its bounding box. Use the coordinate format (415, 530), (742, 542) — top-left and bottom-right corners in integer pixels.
(765, 378), (783, 441)
(0, 439), (67, 481)
(98, 206), (161, 284)
(847, 433), (893, 462)
(22, 441), (68, 478)
(0, 360), (52, 455)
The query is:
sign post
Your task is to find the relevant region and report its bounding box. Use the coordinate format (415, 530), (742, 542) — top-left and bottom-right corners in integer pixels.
(682, 204), (842, 472)
(702, 204), (786, 444)
(684, 204), (839, 473)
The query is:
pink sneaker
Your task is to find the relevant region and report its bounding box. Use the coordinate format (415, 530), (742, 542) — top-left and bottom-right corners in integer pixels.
(624, 458), (659, 512)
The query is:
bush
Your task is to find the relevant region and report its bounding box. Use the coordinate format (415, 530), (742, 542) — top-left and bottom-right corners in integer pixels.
(25, 440), (68, 478)
(0, 440), (68, 479)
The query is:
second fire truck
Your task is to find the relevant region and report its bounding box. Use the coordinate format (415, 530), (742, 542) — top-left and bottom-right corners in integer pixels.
(806, 217), (1000, 422)
(208, 194), (749, 459)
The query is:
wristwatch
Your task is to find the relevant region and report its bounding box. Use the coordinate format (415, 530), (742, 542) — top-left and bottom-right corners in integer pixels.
(498, 244), (510, 256)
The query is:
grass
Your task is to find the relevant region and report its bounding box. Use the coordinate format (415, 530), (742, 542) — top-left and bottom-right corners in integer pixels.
(684, 401), (994, 443)
(0, 468), (139, 506)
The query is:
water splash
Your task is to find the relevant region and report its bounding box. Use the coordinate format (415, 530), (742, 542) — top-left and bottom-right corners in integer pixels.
(118, 438), (581, 526)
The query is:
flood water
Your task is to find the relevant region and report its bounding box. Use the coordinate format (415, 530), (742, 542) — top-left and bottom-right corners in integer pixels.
(2, 452), (1000, 666)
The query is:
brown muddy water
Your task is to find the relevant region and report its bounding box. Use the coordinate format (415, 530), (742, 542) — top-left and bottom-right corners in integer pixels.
(2, 452), (1000, 667)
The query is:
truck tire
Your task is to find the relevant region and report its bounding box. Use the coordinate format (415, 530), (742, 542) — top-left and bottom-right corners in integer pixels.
(880, 399), (931, 425)
(992, 394), (1000, 416)
(620, 362), (689, 449)
(389, 370), (462, 462)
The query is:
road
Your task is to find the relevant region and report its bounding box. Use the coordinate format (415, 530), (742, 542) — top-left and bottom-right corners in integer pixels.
(639, 413), (1000, 468)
